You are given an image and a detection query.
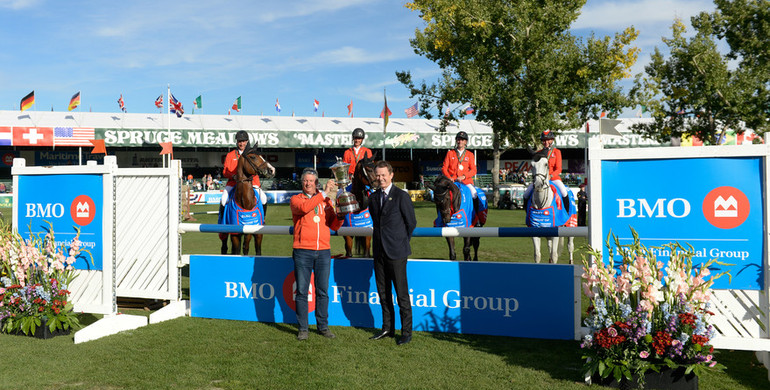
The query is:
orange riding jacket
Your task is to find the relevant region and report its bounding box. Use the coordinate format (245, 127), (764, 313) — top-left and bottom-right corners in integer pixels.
(442, 149), (476, 185)
(290, 192), (343, 250)
(342, 146), (373, 176)
(542, 147), (562, 181)
(223, 149), (260, 187)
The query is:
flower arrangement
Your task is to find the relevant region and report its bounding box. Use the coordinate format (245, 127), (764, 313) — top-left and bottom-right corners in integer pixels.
(0, 221), (85, 336)
(581, 230), (726, 386)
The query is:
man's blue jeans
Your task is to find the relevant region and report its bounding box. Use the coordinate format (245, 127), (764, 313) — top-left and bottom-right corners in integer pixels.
(292, 248), (331, 332)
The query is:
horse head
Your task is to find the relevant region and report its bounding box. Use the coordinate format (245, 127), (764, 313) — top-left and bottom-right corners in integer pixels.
(239, 145), (274, 179)
(355, 155), (377, 187)
(529, 147), (552, 209)
(431, 175), (460, 225)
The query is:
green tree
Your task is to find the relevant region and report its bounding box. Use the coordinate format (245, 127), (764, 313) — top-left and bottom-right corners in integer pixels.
(397, 0), (638, 200)
(630, 0), (769, 144)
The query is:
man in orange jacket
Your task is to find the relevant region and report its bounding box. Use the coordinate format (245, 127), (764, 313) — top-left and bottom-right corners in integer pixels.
(442, 130), (479, 203)
(290, 168), (343, 341)
(342, 128), (372, 179)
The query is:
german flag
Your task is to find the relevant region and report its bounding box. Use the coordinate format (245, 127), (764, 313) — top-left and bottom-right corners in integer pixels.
(68, 91), (81, 111)
(20, 90), (35, 111)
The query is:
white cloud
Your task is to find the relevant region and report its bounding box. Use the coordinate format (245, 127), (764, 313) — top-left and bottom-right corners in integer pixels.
(574, 0), (714, 30)
(0, 0), (40, 9)
(257, 0), (371, 23)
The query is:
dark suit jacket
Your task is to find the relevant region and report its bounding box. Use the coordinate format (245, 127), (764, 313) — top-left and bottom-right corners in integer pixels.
(370, 185), (417, 259)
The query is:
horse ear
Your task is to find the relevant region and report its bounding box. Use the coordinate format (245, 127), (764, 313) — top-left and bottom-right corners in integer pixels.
(371, 152), (379, 161)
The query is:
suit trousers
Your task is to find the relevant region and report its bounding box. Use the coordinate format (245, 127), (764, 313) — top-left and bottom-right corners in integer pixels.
(373, 253), (412, 336)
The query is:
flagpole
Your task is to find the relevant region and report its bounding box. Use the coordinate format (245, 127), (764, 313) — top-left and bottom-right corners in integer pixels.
(166, 84), (170, 168)
(382, 88), (387, 161)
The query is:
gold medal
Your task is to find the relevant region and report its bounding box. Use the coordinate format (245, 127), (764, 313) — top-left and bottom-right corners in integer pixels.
(313, 215), (321, 223)
(458, 165), (464, 171)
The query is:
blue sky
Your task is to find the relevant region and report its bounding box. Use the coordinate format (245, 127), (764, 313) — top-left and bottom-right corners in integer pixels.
(0, 0), (716, 118)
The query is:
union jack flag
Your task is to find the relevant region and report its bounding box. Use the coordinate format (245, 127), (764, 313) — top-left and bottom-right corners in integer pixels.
(170, 93), (184, 117)
(155, 95), (163, 109)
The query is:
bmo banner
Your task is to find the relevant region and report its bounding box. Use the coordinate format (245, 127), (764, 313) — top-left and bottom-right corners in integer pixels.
(16, 174), (104, 270)
(190, 255), (576, 339)
(600, 156), (764, 290)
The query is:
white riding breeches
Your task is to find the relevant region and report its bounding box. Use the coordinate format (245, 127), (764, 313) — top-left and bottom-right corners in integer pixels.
(221, 185), (267, 206)
(524, 180), (569, 198)
(465, 183), (478, 199)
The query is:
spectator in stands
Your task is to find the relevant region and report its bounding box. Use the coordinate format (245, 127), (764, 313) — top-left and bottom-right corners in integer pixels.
(577, 183), (587, 226)
(499, 190), (513, 210)
(342, 128), (373, 179)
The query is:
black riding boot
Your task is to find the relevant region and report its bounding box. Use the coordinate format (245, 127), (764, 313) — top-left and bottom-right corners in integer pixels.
(218, 203), (225, 224)
(562, 196), (570, 213)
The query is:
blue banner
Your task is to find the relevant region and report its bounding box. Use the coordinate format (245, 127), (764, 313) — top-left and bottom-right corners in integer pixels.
(601, 157), (764, 289)
(16, 174), (103, 270)
(190, 255), (576, 339)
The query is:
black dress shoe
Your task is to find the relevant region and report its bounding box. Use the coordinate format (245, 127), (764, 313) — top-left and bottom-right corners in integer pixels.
(397, 335), (412, 345)
(369, 330), (394, 340)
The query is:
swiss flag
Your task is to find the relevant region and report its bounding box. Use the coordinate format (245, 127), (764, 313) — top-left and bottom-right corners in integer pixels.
(13, 127), (54, 146)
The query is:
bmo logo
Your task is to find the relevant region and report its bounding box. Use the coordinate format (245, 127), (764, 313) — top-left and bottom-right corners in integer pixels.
(617, 198), (691, 218)
(70, 195), (96, 226)
(282, 271), (316, 312)
(702, 186), (749, 229)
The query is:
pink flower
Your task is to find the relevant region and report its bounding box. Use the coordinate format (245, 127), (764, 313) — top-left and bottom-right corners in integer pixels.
(608, 327), (618, 337)
(705, 354), (713, 362)
(639, 351), (650, 358)
(709, 361), (717, 367)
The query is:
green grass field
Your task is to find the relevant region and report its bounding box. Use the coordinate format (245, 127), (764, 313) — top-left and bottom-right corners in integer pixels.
(1, 204), (768, 389)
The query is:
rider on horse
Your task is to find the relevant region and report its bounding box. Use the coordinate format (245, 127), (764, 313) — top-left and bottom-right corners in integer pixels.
(220, 130), (276, 218)
(523, 130), (570, 213)
(442, 131), (481, 214)
(342, 128), (373, 180)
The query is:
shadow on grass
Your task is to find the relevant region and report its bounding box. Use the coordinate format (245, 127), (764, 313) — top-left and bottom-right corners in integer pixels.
(262, 321), (298, 336)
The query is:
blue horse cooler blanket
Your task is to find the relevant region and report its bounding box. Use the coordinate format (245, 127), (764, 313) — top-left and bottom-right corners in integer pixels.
(434, 183), (488, 228)
(526, 183), (577, 227)
(342, 207), (373, 228)
(218, 188), (265, 226)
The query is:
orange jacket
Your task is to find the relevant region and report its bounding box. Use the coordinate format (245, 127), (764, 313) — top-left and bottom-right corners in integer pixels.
(290, 191), (343, 250)
(223, 149), (260, 187)
(442, 149), (476, 185)
(342, 146), (373, 176)
(542, 147), (562, 181)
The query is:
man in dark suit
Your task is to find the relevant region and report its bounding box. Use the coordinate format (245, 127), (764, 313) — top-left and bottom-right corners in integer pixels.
(369, 160), (417, 345)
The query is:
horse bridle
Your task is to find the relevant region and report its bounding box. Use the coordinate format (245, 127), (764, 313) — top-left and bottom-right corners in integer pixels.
(239, 152), (267, 183)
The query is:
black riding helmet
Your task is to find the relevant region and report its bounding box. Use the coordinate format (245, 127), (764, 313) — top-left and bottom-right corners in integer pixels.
(540, 130), (555, 141)
(235, 130), (249, 142)
(352, 128), (365, 139)
(455, 131), (468, 141)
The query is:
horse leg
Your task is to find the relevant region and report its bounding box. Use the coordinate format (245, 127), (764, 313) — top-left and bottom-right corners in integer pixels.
(446, 237), (456, 261)
(548, 237), (559, 264)
(344, 236), (353, 257)
(220, 233), (228, 255)
(472, 236), (480, 261)
(568, 237), (575, 265)
(255, 234), (263, 256)
(230, 234), (241, 255)
(364, 237), (371, 258)
(462, 237), (471, 261)
(242, 234), (252, 256)
(532, 237), (541, 263)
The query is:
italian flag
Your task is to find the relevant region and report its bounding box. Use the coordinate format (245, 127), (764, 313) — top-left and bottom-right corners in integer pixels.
(232, 96), (241, 112)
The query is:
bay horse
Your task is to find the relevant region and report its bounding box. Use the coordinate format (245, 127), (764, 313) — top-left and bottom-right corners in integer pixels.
(428, 175), (483, 261)
(343, 155), (376, 257)
(526, 148), (575, 264)
(220, 144), (274, 255)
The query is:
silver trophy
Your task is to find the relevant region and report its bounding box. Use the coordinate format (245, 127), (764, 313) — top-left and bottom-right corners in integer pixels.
(330, 158), (360, 214)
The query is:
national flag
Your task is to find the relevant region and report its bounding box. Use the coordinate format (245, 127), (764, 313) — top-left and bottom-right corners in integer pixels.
(90, 139), (107, 154)
(0, 127), (11, 146)
(68, 91), (81, 111)
(12, 127), (54, 146)
(465, 106), (475, 115)
(275, 98), (281, 113)
(170, 93), (184, 117)
(347, 100), (353, 117)
(194, 95), (202, 110)
(232, 96), (241, 112)
(313, 99), (319, 112)
(585, 122), (590, 134)
(600, 111), (607, 118)
(118, 95), (126, 112)
(405, 102), (418, 118)
(381, 91), (391, 131)
(676, 107), (685, 115)
(20, 91), (35, 111)
(599, 119), (623, 136)
(54, 127), (95, 146)
(155, 95), (163, 109)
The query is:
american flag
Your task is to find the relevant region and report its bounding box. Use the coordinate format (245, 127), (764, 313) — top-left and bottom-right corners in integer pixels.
(118, 95), (126, 112)
(54, 127), (95, 146)
(404, 102), (418, 118)
(155, 95), (163, 108)
(170, 93), (184, 117)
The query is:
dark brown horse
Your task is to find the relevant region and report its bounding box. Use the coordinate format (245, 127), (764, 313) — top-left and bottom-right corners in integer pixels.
(220, 145), (273, 255)
(428, 175), (481, 261)
(344, 155), (376, 257)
